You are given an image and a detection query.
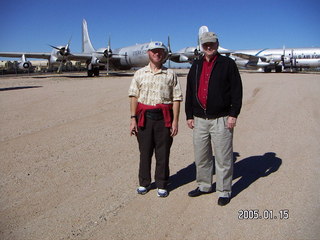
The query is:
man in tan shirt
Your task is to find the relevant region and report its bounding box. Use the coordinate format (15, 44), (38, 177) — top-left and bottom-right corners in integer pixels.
(128, 41), (183, 197)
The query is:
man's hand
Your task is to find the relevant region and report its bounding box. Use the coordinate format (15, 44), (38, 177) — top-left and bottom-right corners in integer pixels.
(170, 121), (178, 137)
(130, 118), (138, 136)
(187, 119), (194, 129)
(227, 116), (237, 129)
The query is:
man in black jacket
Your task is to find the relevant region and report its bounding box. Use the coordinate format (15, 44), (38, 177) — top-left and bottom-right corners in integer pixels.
(185, 32), (242, 206)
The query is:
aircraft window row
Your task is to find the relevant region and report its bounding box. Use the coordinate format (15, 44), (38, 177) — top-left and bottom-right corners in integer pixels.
(297, 55), (320, 59)
(289, 54), (320, 59)
(133, 49), (148, 56)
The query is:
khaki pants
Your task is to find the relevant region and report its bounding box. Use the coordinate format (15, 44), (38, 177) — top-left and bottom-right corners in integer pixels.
(193, 116), (233, 198)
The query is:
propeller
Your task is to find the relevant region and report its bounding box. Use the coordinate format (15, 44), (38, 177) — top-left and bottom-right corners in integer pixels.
(167, 36), (172, 68)
(49, 36), (72, 73)
(49, 36), (72, 57)
(106, 37), (112, 75)
(194, 47), (200, 57)
(196, 36), (201, 57)
(103, 37), (113, 58)
(281, 45), (286, 70)
(97, 36), (130, 76)
(96, 36), (113, 75)
(57, 60), (64, 73)
(281, 46), (296, 72)
(290, 48), (295, 71)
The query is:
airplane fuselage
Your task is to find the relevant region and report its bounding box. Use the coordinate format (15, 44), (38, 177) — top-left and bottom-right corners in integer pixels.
(87, 43), (152, 70)
(170, 25), (320, 73)
(114, 43), (150, 69)
(231, 47), (320, 72)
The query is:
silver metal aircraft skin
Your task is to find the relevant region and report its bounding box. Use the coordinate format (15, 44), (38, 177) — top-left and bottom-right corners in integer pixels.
(169, 26), (233, 64)
(169, 26), (209, 63)
(171, 25), (320, 72)
(79, 19), (162, 76)
(230, 47), (320, 72)
(0, 19), (167, 76)
(170, 46), (231, 63)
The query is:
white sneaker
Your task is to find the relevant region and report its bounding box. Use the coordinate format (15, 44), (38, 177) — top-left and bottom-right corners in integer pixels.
(157, 188), (168, 198)
(137, 186), (150, 195)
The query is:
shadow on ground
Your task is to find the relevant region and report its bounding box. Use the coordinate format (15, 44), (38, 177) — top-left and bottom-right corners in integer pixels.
(167, 152), (282, 198)
(0, 86), (42, 91)
(231, 152), (282, 198)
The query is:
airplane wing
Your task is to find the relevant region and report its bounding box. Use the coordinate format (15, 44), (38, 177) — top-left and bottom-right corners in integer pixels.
(218, 47), (234, 55)
(169, 53), (188, 63)
(0, 52), (93, 62)
(232, 52), (267, 62)
(0, 52), (52, 60)
(64, 53), (92, 61)
(169, 46), (200, 63)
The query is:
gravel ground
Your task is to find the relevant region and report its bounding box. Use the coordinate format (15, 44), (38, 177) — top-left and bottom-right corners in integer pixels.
(0, 70), (319, 240)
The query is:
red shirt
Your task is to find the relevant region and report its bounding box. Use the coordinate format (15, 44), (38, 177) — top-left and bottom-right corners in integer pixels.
(198, 55), (218, 109)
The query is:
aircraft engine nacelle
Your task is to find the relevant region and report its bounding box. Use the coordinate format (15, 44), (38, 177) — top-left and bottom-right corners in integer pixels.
(91, 57), (100, 65)
(58, 46), (70, 57)
(179, 55), (189, 62)
(256, 59), (271, 67)
(18, 61), (32, 70)
(103, 49), (112, 58)
(282, 57), (291, 64)
(50, 55), (58, 63)
(193, 48), (200, 56)
(265, 54), (282, 63)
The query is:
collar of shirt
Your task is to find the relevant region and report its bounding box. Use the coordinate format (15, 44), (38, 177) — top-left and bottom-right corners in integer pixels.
(204, 54), (218, 63)
(198, 54), (218, 109)
(144, 63), (167, 75)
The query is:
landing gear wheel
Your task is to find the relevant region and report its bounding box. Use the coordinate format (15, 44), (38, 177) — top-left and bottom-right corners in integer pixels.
(88, 69), (94, 77)
(93, 68), (99, 76)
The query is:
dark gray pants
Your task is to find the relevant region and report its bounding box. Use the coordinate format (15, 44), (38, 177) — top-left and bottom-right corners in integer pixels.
(137, 117), (173, 189)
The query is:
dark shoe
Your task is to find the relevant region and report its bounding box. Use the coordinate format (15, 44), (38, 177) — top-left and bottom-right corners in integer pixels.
(218, 197), (231, 206)
(188, 187), (210, 197)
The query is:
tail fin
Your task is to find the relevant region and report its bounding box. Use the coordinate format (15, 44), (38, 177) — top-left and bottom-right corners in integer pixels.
(82, 19), (95, 53)
(198, 26), (209, 52)
(199, 26), (209, 37)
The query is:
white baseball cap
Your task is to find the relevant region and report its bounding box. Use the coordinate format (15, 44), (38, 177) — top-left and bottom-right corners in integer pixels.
(148, 41), (168, 51)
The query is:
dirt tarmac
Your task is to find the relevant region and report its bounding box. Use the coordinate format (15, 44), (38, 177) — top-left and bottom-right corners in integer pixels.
(0, 70), (319, 240)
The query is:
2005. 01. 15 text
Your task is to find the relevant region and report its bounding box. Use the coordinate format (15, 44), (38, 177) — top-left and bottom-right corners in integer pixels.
(238, 209), (289, 220)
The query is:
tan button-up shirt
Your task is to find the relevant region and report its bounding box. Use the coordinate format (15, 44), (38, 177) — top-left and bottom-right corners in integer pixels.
(128, 64), (183, 106)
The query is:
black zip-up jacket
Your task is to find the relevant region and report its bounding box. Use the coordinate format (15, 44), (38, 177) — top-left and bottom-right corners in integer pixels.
(185, 54), (243, 119)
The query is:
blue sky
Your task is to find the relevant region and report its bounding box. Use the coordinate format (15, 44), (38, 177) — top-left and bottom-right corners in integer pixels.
(0, 0), (319, 57)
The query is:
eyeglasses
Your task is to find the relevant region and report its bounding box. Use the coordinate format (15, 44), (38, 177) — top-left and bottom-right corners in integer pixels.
(150, 49), (165, 54)
(202, 42), (217, 49)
